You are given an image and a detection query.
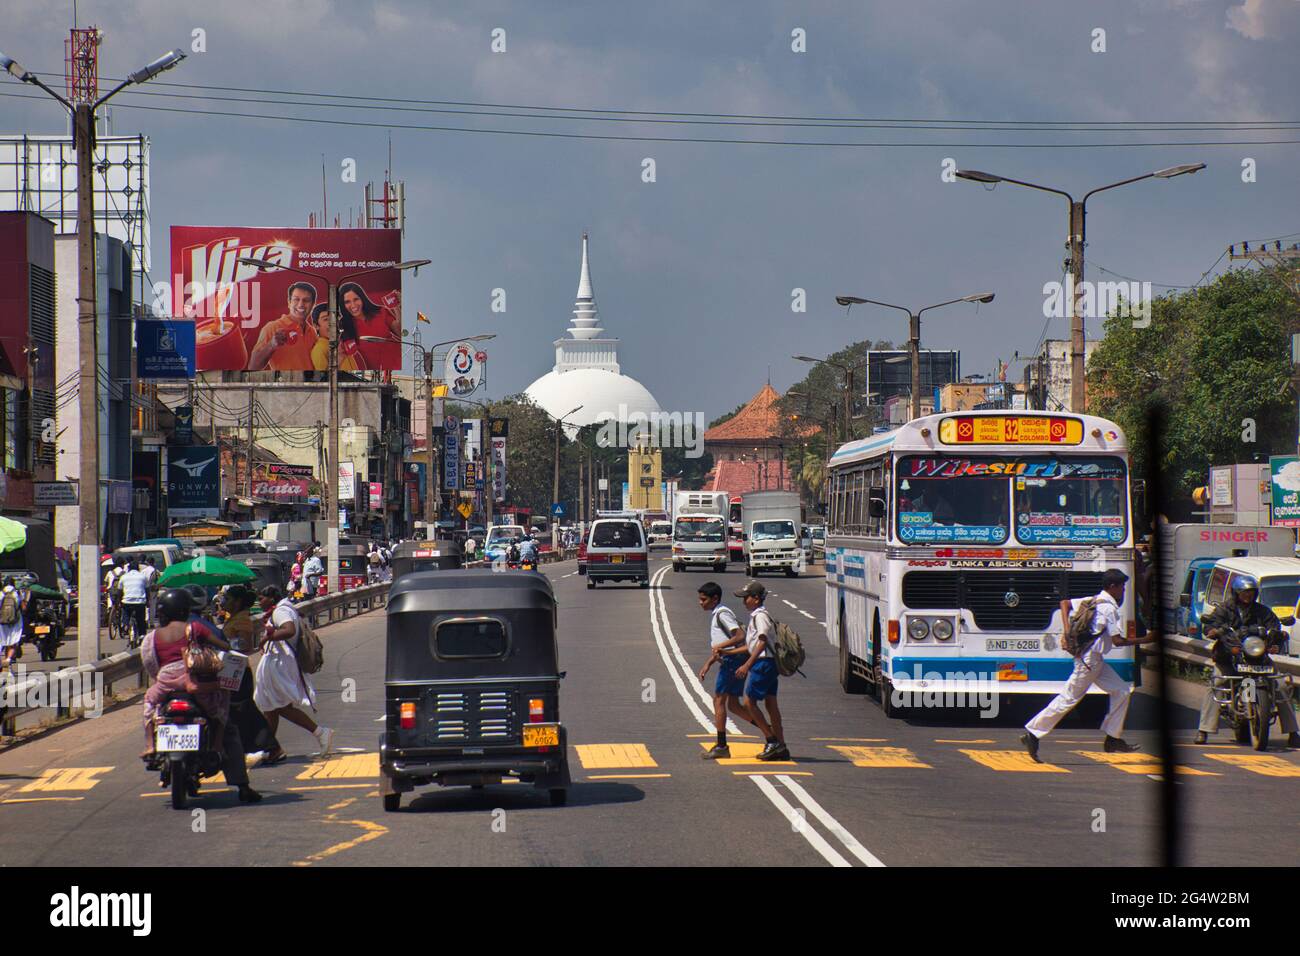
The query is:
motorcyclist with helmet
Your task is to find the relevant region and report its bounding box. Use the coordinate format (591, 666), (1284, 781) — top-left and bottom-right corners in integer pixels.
(1195, 573), (1300, 747)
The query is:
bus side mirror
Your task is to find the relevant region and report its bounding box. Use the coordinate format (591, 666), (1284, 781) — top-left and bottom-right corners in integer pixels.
(868, 498), (886, 519)
(1178, 593), (1190, 608)
(1282, 616), (1296, 627)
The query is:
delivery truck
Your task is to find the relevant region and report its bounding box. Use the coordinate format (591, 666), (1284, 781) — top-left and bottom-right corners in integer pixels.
(1156, 523), (1296, 635)
(672, 491), (729, 572)
(741, 490), (802, 577)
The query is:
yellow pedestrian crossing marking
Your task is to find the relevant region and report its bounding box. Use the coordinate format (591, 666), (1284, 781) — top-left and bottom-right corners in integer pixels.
(830, 745), (931, 769)
(1205, 753), (1300, 777)
(17, 767), (115, 792)
(1073, 752), (1218, 776)
(960, 750), (1069, 773)
(697, 741), (795, 765)
(575, 743), (657, 769)
(297, 753), (381, 780)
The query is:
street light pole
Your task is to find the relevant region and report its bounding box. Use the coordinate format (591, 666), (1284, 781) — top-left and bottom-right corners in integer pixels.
(833, 293), (995, 422)
(955, 163), (1203, 412)
(240, 258), (430, 584)
(546, 405), (583, 552)
(2, 47), (185, 665)
(358, 331), (494, 540)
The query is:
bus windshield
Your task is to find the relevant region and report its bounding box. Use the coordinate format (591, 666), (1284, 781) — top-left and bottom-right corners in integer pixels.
(675, 516), (725, 541)
(895, 456), (1010, 544)
(752, 520), (796, 541)
(1012, 456), (1128, 545)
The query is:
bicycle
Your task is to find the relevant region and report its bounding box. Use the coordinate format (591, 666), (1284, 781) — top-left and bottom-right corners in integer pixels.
(107, 600), (123, 642)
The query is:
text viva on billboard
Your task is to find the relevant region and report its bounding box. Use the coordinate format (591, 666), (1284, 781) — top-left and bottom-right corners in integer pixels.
(169, 227), (405, 373)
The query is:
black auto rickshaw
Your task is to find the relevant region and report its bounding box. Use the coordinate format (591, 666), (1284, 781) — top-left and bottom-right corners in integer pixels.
(389, 541), (463, 581)
(236, 553), (288, 594)
(25, 584), (67, 662)
(379, 570), (570, 811)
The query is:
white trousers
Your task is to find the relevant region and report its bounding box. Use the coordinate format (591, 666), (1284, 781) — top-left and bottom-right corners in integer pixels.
(1026, 651), (1132, 740)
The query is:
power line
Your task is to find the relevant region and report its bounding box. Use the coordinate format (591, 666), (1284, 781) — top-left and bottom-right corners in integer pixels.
(4, 88), (1299, 149)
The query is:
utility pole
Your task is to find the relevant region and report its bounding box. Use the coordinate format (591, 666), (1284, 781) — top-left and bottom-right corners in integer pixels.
(424, 352), (436, 538)
(74, 102), (100, 664)
(245, 388), (255, 497)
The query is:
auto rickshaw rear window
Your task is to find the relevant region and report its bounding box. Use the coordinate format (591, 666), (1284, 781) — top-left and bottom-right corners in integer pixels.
(434, 618), (509, 659)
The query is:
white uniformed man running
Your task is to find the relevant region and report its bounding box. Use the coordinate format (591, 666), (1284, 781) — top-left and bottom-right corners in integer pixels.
(1021, 568), (1141, 762)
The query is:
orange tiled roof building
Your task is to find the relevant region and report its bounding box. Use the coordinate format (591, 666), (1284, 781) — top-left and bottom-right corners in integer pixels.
(701, 384), (808, 494)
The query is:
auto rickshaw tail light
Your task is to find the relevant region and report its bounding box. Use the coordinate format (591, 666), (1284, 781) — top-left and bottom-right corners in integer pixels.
(887, 620), (900, 645)
(400, 702), (416, 729)
(528, 698), (545, 723)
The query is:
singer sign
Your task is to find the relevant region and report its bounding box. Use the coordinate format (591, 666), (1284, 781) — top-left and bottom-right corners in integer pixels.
(170, 226), (404, 372)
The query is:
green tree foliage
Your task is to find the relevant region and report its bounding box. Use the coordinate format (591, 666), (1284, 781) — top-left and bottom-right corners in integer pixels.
(1088, 269), (1296, 511)
(447, 394), (571, 519)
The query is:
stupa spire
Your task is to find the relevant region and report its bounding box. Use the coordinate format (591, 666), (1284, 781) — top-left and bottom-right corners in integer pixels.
(569, 231), (603, 340)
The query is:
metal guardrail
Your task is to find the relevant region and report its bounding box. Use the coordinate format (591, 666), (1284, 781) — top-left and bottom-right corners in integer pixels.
(0, 581), (392, 737)
(1160, 633), (1300, 680)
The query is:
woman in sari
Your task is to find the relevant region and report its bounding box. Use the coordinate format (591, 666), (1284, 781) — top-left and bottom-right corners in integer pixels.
(141, 588), (231, 755)
(221, 586), (281, 758)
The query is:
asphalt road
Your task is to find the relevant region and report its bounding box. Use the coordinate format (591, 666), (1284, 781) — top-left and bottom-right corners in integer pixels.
(1, 555), (1296, 866)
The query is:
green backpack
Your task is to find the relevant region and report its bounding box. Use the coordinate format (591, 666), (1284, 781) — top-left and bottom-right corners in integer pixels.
(770, 616), (807, 677)
(1062, 597), (1099, 657)
(0, 590), (17, 625)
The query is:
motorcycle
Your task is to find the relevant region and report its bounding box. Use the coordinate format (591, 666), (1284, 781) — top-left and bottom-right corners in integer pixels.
(1212, 625), (1294, 751)
(144, 692), (224, 809)
(25, 589), (66, 662)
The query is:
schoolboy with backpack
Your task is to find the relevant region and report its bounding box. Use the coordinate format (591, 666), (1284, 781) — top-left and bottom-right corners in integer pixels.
(1020, 568), (1142, 763)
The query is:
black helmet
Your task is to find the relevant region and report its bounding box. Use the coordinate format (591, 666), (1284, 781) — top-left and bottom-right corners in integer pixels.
(156, 588), (192, 625)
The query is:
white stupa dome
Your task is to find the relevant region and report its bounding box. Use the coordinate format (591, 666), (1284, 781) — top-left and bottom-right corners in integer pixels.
(524, 234), (661, 430)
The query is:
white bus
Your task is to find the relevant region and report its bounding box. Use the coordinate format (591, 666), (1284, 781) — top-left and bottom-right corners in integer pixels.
(824, 410), (1136, 715)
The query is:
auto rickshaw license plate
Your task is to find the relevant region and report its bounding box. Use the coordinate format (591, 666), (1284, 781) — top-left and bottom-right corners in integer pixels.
(522, 723), (559, 747)
(611, 555), (624, 563)
(34, 625), (50, 634)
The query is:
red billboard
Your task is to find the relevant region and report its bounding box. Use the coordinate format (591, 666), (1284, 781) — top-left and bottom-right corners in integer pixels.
(170, 226), (404, 371)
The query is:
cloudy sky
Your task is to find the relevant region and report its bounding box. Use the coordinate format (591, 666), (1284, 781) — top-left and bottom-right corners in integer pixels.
(4, 0), (1299, 420)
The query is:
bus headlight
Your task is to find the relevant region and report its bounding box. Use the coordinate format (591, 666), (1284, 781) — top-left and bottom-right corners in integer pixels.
(907, 618), (930, 641)
(932, 618), (954, 641)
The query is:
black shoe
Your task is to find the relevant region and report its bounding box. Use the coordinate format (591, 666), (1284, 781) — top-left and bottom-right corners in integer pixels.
(1193, 731), (1208, 745)
(756, 742), (786, 762)
(237, 784), (262, 803)
(701, 744), (730, 760)
(1103, 736), (1140, 754)
(1019, 732), (1041, 763)
(1287, 733), (1300, 749)
(769, 744), (791, 761)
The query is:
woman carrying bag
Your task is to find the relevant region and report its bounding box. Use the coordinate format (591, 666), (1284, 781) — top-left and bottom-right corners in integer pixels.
(253, 586), (333, 762)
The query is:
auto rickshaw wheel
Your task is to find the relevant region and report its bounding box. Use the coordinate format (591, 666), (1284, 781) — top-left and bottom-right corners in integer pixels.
(383, 793), (401, 812)
(549, 788), (567, 806)
(640, 578), (649, 589)
(587, 578), (596, 589)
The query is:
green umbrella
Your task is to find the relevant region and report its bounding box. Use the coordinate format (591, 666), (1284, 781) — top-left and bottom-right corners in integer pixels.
(157, 556), (257, 588)
(0, 516), (26, 554)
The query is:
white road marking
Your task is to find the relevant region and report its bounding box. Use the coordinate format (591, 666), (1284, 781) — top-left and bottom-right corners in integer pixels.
(645, 564), (885, 868)
(798, 610), (816, 620)
(776, 774), (885, 867)
(748, 776), (850, 867)
(646, 564), (717, 733)
(650, 564), (741, 733)
(782, 599), (798, 609)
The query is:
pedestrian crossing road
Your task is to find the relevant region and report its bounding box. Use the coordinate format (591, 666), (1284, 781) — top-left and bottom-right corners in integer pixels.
(0, 556), (1296, 867)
